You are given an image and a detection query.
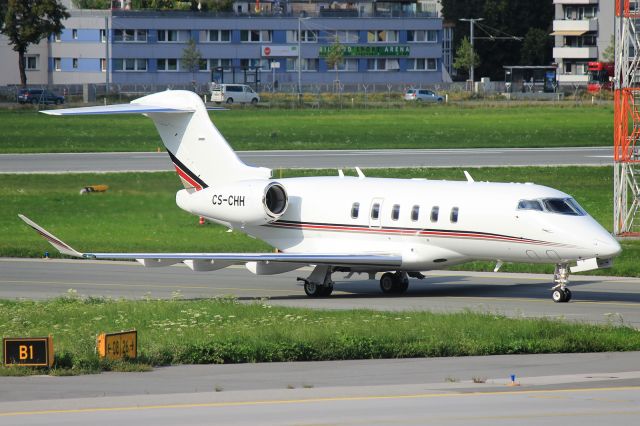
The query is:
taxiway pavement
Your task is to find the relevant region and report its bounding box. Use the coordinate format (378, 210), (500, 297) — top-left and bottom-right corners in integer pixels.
(0, 146), (613, 173)
(1, 353), (639, 425)
(2, 258), (640, 326)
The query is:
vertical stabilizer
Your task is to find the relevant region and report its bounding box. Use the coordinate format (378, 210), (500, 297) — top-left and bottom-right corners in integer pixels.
(132, 91), (271, 191)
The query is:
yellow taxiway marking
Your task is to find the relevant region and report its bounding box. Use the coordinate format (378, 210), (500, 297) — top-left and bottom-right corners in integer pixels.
(1, 386), (639, 417)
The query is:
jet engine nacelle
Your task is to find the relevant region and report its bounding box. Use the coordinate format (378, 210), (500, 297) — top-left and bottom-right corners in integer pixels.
(176, 180), (288, 225)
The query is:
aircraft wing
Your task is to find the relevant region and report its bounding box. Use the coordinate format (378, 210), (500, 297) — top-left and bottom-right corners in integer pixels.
(19, 215), (402, 268)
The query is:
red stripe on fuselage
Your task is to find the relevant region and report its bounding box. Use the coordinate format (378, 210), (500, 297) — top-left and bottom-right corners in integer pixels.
(265, 221), (568, 248)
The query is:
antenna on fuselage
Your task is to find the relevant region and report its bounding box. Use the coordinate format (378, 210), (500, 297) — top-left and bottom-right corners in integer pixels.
(355, 167), (365, 179)
(464, 170), (475, 182)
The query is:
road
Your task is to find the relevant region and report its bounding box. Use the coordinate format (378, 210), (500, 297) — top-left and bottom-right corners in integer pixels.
(1, 353), (639, 425)
(0, 147), (613, 173)
(2, 258), (640, 326)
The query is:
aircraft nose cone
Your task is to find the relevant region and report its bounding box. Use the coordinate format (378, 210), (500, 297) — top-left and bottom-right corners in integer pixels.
(594, 235), (622, 258)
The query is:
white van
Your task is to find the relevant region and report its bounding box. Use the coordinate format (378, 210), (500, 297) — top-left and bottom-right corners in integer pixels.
(210, 84), (260, 105)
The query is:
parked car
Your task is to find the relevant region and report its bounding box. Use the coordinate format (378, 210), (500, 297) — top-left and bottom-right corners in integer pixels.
(210, 84), (260, 105)
(17, 89), (65, 105)
(403, 89), (444, 103)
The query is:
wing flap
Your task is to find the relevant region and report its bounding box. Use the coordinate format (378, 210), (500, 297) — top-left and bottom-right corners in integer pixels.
(19, 215), (402, 269)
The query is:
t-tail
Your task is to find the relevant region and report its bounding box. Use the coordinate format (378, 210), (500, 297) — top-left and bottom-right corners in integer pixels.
(42, 90), (271, 192)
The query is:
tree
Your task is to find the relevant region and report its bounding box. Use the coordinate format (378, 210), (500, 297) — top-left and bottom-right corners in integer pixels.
(453, 36), (480, 79)
(181, 38), (203, 86)
(324, 38), (345, 91)
(442, 0), (554, 80)
(72, 0), (110, 8)
(520, 28), (552, 65)
(601, 35), (615, 63)
(0, 0), (69, 87)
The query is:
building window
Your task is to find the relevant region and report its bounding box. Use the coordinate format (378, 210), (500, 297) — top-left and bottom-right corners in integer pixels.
(409, 58), (437, 71)
(391, 204), (400, 221)
(351, 202), (360, 219)
(113, 29), (147, 42)
(367, 59), (399, 71)
(100, 29), (106, 43)
(329, 58), (358, 72)
(157, 30), (180, 42)
(113, 58), (147, 71)
(157, 58), (179, 71)
(287, 30), (317, 43)
(450, 207), (459, 223)
(100, 58), (106, 72)
(206, 30), (230, 42)
(72, 58), (78, 69)
(407, 30), (438, 43)
(367, 30), (399, 43)
(54, 57), (61, 71)
(241, 58), (272, 71)
(240, 30), (271, 42)
(208, 58), (232, 71)
(72, 29), (78, 40)
(286, 58), (319, 72)
(411, 205), (420, 222)
(332, 30), (359, 44)
(25, 55), (39, 70)
(430, 206), (439, 223)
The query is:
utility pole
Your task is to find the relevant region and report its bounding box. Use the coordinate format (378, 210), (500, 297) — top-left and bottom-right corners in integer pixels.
(459, 18), (483, 85)
(297, 16), (310, 99)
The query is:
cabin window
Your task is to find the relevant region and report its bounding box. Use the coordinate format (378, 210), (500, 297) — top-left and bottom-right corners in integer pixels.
(411, 205), (420, 221)
(450, 207), (459, 223)
(391, 204), (400, 221)
(351, 202), (360, 219)
(371, 203), (380, 220)
(517, 199), (543, 211)
(430, 206), (439, 222)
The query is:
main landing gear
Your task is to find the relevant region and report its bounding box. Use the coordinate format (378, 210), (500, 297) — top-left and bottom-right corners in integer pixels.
(551, 263), (572, 303)
(379, 272), (409, 295)
(297, 265), (334, 298)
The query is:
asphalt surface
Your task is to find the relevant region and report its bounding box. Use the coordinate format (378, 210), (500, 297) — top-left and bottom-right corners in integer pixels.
(3, 259), (640, 424)
(2, 258), (640, 326)
(0, 147), (613, 173)
(1, 353), (639, 425)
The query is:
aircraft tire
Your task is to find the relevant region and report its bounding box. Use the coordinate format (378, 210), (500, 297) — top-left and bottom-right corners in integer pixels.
(563, 288), (572, 302)
(380, 272), (396, 294)
(396, 280), (409, 294)
(552, 289), (567, 303)
(303, 281), (323, 297)
(320, 284), (334, 297)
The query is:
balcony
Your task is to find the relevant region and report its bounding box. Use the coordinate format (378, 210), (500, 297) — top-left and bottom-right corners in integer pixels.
(552, 19), (598, 33)
(553, 46), (598, 59)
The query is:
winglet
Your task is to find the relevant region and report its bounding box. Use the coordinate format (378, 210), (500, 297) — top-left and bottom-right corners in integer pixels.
(18, 214), (84, 258)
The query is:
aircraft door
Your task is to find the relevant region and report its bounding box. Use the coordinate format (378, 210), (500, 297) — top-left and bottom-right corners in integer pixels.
(369, 198), (383, 229)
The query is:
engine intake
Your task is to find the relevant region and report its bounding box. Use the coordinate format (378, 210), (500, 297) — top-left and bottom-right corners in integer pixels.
(176, 180), (288, 225)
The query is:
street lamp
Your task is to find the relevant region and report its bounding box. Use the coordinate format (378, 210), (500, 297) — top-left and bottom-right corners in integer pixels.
(459, 18), (483, 86)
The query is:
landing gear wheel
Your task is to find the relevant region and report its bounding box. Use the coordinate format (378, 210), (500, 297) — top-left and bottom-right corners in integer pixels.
(380, 273), (396, 294)
(320, 284), (334, 297)
(552, 289), (567, 303)
(563, 288), (572, 302)
(304, 281), (323, 297)
(396, 280), (409, 294)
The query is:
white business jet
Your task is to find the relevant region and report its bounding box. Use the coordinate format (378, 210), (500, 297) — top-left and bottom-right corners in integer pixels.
(20, 90), (621, 303)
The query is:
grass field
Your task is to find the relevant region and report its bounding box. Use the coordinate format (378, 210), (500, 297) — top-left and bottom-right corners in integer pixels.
(2, 166), (638, 276)
(0, 104), (613, 153)
(1, 296), (639, 375)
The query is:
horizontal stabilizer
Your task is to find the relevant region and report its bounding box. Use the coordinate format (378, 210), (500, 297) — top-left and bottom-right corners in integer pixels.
(19, 215), (402, 269)
(40, 103), (195, 116)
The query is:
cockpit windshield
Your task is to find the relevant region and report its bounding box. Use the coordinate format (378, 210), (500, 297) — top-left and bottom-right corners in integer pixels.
(517, 197), (586, 216)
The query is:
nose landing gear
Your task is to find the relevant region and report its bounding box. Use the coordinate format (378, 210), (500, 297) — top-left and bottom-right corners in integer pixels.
(551, 263), (572, 303)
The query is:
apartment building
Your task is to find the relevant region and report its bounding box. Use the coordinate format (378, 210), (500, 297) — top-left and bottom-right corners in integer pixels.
(552, 0), (614, 85)
(1, 1), (449, 89)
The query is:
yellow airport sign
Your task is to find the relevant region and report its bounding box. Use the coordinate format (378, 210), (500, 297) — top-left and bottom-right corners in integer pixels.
(3, 336), (54, 367)
(97, 330), (137, 360)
